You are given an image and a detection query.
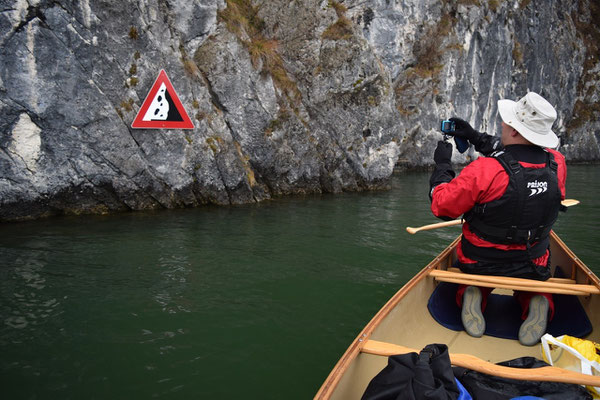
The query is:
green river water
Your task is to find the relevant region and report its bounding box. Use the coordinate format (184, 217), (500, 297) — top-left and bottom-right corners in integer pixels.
(1, 166), (599, 399)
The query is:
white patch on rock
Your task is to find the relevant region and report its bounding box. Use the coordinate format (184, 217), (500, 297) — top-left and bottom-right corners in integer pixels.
(68, 23), (91, 45)
(463, 30), (472, 53)
(366, 141), (400, 179)
(254, 75), (279, 116)
(26, 23), (39, 113)
(81, 0), (92, 28)
(9, 113), (42, 172)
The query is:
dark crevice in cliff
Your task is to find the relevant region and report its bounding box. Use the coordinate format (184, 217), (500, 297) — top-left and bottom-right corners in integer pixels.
(0, 96), (27, 116)
(7, 151), (36, 175)
(0, 175), (21, 185)
(1, 3), (48, 47)
(198, 70), (229, 114)
(0, 146), (16, 164)
(45, 18), (90, 76)
(196, 67), (265, 203)
(194, 71), (235, 204)
(55, 2), (90, 30)
(13, 4), (48, 32)
(125, 128), (143, 152)
(157, 0), (179, 50)
(211, 154), (233, 205)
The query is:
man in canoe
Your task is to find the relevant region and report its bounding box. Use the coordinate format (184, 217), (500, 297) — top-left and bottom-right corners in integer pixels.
(429, 92), (566, 346)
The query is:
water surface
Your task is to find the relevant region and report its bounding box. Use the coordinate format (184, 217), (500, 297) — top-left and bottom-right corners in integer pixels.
(1, 167), (598, 399)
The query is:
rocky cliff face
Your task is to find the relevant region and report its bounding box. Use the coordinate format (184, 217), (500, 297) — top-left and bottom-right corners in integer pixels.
(1, 0), (598, 221)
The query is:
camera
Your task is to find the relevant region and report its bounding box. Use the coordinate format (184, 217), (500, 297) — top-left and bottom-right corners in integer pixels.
(440, 120), (455, 133)
(440, 119), (469, 153)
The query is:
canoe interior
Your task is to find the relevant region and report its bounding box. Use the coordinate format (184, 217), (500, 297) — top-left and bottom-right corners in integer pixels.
(317, 232), (600, 400)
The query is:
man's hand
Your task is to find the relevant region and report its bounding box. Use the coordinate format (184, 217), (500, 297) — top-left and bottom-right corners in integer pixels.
(434, 140), (453, 165)
(430, 141), (455, 202)
(449, 117), (481, 144)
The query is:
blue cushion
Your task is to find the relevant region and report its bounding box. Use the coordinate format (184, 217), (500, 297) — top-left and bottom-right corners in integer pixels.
(427, 281), (593, 339)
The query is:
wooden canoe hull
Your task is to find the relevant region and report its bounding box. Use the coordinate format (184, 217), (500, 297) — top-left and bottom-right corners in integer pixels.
(315, 232), (600, 399)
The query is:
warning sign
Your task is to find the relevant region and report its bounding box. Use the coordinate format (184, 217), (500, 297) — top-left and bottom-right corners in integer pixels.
(131, 70), (194, 129)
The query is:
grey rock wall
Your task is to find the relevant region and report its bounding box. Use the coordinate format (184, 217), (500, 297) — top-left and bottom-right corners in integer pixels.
(1, 0), (598, 221)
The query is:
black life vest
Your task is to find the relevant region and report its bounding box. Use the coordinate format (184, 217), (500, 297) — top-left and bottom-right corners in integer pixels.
(462, 150), (561, 263)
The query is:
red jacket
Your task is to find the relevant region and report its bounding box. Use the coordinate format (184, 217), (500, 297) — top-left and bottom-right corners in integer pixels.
(431, 147), (566, 265)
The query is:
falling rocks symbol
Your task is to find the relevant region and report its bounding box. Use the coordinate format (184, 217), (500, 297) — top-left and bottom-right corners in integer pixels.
(131, 70), (194, 129)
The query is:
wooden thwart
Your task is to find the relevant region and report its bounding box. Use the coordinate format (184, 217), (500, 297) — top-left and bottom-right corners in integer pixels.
(445, 267), (576, 284)
(361, 340), (600, 387)
(429, 269), (600, 295)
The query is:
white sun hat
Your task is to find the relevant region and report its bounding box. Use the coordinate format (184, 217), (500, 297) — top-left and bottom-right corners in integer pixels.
(497, 92), (559, 148)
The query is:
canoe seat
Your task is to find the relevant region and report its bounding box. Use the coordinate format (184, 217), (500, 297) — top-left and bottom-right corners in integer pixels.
(429, 269), (600, 296)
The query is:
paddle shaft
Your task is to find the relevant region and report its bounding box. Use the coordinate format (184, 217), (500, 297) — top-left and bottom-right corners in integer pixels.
(406, 199), (579, 234)
(362, 340), (600, 387)
(406, 219), (461, 234)
(431, 276), (593, 296)
(429, 269), (600, 295)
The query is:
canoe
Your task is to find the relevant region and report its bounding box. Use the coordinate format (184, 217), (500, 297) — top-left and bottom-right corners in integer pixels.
(315, 231), (600, 399)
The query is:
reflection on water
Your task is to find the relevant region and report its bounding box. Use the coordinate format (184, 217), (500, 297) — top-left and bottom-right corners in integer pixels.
(3, 252), (63, 334)
(0, 167), (598, 399)
(154, 253), (192, 314)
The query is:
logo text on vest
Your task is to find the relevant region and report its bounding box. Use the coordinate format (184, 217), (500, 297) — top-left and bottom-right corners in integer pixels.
(527, 180), (548, 196)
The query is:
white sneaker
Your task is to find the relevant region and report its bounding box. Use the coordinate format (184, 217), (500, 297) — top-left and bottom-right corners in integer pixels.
(461, 286), (485, 338)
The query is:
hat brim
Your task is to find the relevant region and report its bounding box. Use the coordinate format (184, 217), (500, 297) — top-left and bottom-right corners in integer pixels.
(498, 99), (559, 148)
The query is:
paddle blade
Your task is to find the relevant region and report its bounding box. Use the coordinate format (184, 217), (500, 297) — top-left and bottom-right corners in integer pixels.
(406, 226), (419, 234)
(561, 199), (580, 207)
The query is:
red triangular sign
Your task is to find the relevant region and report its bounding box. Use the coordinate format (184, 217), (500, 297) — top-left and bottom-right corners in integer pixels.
(132, 70), (194, 129)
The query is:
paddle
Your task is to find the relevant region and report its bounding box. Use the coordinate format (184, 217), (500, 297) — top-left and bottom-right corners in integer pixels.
(429, 269), (600, 295)
(406, 199), (580, 234)
(406, 219), (463, 234)
(362, 339), (600, 387)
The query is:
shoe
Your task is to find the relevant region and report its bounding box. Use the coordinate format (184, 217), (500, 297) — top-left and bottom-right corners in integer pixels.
(461, 286), (485, 337)
(519, 295), (549, 346)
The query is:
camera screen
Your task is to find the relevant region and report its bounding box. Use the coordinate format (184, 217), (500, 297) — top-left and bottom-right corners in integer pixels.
(441, 121), (454, 132)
